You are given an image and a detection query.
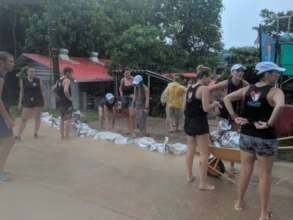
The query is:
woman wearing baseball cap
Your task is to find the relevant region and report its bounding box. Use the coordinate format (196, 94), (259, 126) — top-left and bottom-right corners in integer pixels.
(98, 93), (117, 130)
(224, 62), (285, 220)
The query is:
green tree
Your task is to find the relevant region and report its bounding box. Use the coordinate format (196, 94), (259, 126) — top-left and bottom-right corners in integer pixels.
(24, 0), (113, 57)
(259, 9), (293, 33)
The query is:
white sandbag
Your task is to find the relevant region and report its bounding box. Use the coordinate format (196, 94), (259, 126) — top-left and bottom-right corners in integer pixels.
(134, 137), (156, 148)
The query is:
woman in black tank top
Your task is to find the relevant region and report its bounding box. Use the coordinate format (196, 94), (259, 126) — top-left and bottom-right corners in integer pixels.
(184, 66), (220, 191)
(15, 66), (45, 141)
(119, 70), (135, 135)
(224, 62), (285, 220)
(209, 64), (248, 119)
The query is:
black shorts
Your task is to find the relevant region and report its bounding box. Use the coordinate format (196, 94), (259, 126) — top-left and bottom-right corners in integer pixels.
(0, 117), (13, 138)
(184, 116), (209, 136)
(239, 134), (278, 157)
(59, 104), (73, 119)
(22, 97), (44, 108)
(122, 96), (133, 108)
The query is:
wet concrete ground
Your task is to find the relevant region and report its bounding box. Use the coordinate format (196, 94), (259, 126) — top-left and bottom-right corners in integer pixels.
(1, 121), (293, 220)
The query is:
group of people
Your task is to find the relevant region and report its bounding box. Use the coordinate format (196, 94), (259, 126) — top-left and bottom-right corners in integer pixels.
(0, 50), (287, 220)
(97, 70), (150, 137)
(182, 63), (285, 220)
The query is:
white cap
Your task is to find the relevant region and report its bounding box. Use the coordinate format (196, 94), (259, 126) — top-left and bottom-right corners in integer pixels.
(132, 75), (143, 85)
(105, 93), (114, 101)
(231, 64), (246, 72)
(255, 62), (286, 75)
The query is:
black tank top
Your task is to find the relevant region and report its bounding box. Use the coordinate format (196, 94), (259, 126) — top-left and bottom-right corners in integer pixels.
(184, 84), (207, 118)
(56, 77), (72, 106)
(22, 77), (43, 105)
(227, 77), (244, 94)
(241, 84), (276, 139)
(122, 79), (134, 96)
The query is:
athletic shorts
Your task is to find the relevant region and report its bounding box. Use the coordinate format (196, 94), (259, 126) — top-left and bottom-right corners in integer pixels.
(0, 117), (13, 138)
(59, 104), (73, 119)
(184, 116), (209, 136)
(122, 96), (133, 109)
(166, 107), (183, 120)
(239, 134), (278, 156)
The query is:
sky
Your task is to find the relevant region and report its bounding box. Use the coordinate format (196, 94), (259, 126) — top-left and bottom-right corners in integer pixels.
(222, 0), (293, 48)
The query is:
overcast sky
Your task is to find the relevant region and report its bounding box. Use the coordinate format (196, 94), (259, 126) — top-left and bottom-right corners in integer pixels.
(222, 0), (293, 48)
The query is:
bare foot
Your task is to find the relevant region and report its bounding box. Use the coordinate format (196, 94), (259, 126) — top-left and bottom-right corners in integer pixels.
(187, 176), (196, 183)
(259, 211), (272, 220)
(234, 200), (244, 211)
(198, 183), (215, 191)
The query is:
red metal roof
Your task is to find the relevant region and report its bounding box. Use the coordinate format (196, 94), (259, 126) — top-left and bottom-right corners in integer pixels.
(22, 53), (113, 82)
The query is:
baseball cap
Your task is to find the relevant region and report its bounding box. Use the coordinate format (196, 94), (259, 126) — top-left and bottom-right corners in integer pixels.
(105, 93), (114, 101)
(255, 62), (286, 75)
(231, 64), (246, 72)
(132, 75), (143, 85)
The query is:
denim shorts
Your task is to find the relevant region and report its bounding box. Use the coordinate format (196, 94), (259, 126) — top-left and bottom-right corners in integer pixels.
(239, 134), (278, 156)
(122, 96), (133, 109)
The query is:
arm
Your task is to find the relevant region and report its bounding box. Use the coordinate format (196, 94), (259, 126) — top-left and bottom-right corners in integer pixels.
(144, 85), (150, 110)
(160, 87), (168, 104)
(201, 86), (219, 112)
(63, 79), (72, 101)
(267, 88), (285, 126)
(0, 79), (14, 128)
(208, 80), (228, 92)
(103, 106), (110, 130)
(223, 87), (248, 117)
(111, 107), (116, 129)
(131, 87), (136, 107)
(119, 78), (124, 97)
(242, 80), (249, 87)
(18, 79), (23, 109)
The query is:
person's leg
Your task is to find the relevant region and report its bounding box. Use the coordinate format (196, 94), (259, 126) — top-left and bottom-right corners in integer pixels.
(257, 155), (274, 220)
(128, 106), (135, 134)
(186, 135), (196, 182)
(98, 107), (104, 129)
(16, 108), (33, 139)
(64, 113), (72, 139)
(169, 108), (176, 132)
(234, 150), (255, 210)
(0, 137), (15, 173)
(34, 107), (42, 137)
(196, 134), (215, 190)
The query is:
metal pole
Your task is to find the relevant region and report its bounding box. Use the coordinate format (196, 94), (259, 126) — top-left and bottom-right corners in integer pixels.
(288, 16), (292, 32)
(48, 0), (60, 83)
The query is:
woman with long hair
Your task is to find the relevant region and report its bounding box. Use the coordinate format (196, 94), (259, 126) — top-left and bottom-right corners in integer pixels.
(184, 66), (220, 190)
(224, 62), (285, 220)
(15, 65), (45, 140)
(119, 70), (135, 135)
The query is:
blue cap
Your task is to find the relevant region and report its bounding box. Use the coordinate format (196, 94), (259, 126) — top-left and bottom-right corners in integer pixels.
(255, 62), (286, 75)
(132, 75), (143, 85)
(105, 93), (114, 101)
(231, 64), (246, 72)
